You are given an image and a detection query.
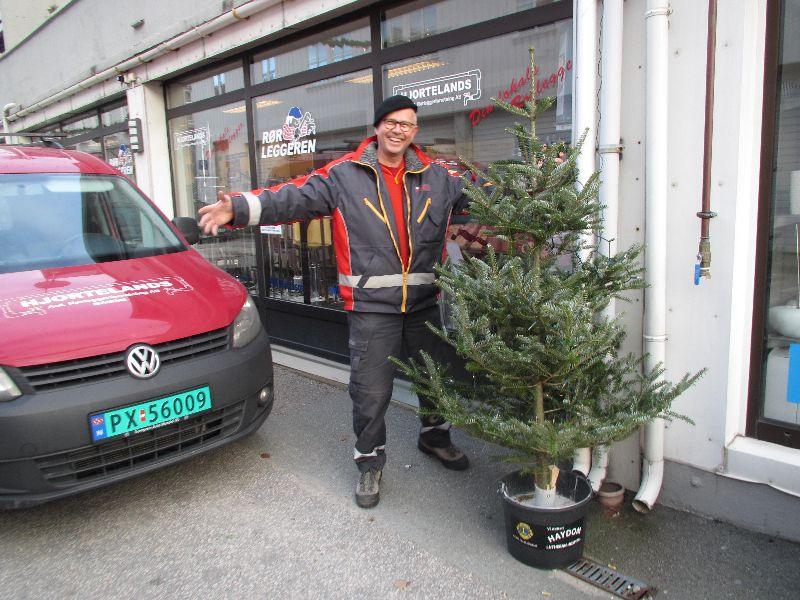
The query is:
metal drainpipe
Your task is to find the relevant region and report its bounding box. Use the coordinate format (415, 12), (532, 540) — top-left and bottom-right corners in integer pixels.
(572, 0), (599, 479)
(633, 0), (670, 513)
(598, 0), (623, 271)
(696, 0), (719, 283)
(587, 445), (610, 491)
(573, 447), (591, 476)
(2, 104), (18, 143)
(588, 0), (624, 493)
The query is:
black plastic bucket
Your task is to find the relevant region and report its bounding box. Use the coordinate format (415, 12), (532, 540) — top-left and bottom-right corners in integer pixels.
(499, 469), (593, 569)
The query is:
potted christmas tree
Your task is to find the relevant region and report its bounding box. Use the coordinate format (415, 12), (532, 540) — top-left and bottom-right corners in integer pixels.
(394, 49), (702, 569)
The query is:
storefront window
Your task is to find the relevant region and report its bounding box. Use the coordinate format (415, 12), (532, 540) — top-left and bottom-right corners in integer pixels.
(104, 131), (134, 177)
(382, 0), (563, 48)
(168, 100), (251, 218)
(32, 124), (62, 135)
(74, 137), (103, 159)
(161, 1), (571, 360)
(169, 100), (253, 295)
(760, 0), (800, 429)
(250, 20), (371, 85)
(63, 115), (100, 137)
(383, 21), (572, 254)
(166, 62), (245, 108)
(252, 69), (373, 307)
(61, 106), (133, 178)
(194, 227), (260, 295)
(101, 105), (128, 127)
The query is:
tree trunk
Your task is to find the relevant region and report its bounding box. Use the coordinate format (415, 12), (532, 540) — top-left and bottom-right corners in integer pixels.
(531, 464), (560, 507)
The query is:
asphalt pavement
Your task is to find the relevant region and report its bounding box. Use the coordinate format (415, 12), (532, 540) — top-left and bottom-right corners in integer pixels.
(1, 365), (798, 599)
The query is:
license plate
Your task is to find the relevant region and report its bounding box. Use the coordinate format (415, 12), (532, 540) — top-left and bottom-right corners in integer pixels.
(89, 385), (212, 442)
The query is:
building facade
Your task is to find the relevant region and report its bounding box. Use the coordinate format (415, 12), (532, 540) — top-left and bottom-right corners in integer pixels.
(2, 0), (799, 541)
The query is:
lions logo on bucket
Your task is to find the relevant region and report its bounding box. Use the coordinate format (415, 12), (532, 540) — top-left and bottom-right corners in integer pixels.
(516, 522), (533, 541)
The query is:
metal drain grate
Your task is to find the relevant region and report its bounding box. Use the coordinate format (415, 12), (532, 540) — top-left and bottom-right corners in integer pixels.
(565, 558), (651, 599)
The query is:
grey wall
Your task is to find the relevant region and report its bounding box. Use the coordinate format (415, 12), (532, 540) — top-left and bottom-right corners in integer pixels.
(0, 0), (67, 52)
(0, 0), (252, 108)
(661, 461), (800, 543)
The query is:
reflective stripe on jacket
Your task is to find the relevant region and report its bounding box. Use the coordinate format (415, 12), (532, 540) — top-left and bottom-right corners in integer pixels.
(230, 136), (469, 313)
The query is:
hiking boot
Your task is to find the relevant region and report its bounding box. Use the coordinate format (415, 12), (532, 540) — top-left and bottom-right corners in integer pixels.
(355, 467), (382, 508)
(417, 438), (470, 471)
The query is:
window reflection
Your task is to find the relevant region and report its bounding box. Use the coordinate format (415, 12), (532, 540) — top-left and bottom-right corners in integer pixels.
(761, 0), (800, 426)
(382, 0), (562, 48)
(383, 22), (572, 257)
(104, 132), (134, 177)
(63, 115), (100, 137)
(195, 227), (260, 295)
(74, 137), (103, 159)
(250, 20), (370, 85)
(168, 101), (254, 294)
(168, 101), (251, 217)
(252, 69), (372, 308)
(101, 105), (128, 127)
(166, 63), (245, 108)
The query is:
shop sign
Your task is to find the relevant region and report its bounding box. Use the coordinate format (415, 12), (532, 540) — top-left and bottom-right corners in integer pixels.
(127, 119), (143, 153)
(469, 61), (573, 127)
(261, 107), (317, 158)
(176, 126), (211, 149)
(108, 143), (134, 176)
(393, 69), (482, 107)
(1, 277), (193, 319)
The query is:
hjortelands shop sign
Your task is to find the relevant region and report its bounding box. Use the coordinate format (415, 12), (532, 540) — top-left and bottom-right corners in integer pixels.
(261, 107), (317, 158)
(393, 70), (482, 107)
(175, 126), (211, 149)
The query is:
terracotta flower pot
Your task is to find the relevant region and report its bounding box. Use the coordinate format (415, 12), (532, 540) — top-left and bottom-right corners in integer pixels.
(597, 481), (625, 511)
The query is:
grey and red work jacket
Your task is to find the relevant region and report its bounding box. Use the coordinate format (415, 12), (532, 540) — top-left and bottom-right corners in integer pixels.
(230, 136), (471, 314)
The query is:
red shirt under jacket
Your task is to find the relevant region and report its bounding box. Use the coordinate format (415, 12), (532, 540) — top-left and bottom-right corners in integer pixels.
(379, 161), (409, 270)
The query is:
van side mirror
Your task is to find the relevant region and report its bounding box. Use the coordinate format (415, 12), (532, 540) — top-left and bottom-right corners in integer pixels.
(172, 217), (200, 245)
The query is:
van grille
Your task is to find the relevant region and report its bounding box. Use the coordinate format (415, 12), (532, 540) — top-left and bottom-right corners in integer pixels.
(19, 328), (229, 391)
(35, 401), (244, 488)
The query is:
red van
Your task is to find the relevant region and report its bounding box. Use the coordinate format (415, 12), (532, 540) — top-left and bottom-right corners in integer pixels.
(0, 145), (274, 508)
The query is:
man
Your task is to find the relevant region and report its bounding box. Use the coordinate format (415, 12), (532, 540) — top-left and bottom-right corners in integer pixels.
(199, 95), (471, 509)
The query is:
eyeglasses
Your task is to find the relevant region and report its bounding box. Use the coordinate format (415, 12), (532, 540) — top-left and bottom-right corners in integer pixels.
(381, 118), (418, 132)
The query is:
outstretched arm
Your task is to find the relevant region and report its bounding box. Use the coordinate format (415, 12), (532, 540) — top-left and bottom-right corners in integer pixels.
(197, 171), (338, 235)
(198, 191), (234, 236)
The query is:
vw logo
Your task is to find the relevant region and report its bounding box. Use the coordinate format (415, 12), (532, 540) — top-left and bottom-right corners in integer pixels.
(125, 344), (160, 379)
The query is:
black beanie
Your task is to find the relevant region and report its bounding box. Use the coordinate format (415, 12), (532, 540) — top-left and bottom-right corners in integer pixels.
(373, 94), (418, 127)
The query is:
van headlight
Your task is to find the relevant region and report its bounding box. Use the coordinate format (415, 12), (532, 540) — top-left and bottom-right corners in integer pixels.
(232, 296), (262, 348)
(0, 367), (22, 402)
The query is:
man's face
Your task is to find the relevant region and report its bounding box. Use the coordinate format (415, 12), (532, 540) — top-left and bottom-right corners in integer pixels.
(374, 108), (418, 162)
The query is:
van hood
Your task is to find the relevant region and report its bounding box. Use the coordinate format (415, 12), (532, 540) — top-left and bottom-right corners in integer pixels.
(0, 250), (246, 367)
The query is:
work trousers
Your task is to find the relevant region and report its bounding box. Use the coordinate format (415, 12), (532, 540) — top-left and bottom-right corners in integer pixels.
(347, 305), (452, 472)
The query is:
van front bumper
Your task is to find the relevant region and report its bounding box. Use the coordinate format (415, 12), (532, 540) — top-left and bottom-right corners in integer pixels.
(0, 328), (273, 509)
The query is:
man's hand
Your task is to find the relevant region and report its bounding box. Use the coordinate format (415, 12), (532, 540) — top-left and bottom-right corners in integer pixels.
(198, 191), (234, 236)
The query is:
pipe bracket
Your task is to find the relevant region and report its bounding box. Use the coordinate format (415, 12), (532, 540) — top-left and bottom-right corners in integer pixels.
(696, 210), (718, 219)
(598, 143), (624, 155)
(645, 7), (672, 19)
(643, 334), (668, 342)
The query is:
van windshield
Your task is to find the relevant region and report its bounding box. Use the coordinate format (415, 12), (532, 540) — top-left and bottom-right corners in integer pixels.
(0, 174), (186, 274)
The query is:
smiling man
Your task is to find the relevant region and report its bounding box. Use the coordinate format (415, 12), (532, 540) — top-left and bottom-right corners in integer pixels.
(199, 95), (473, 509)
